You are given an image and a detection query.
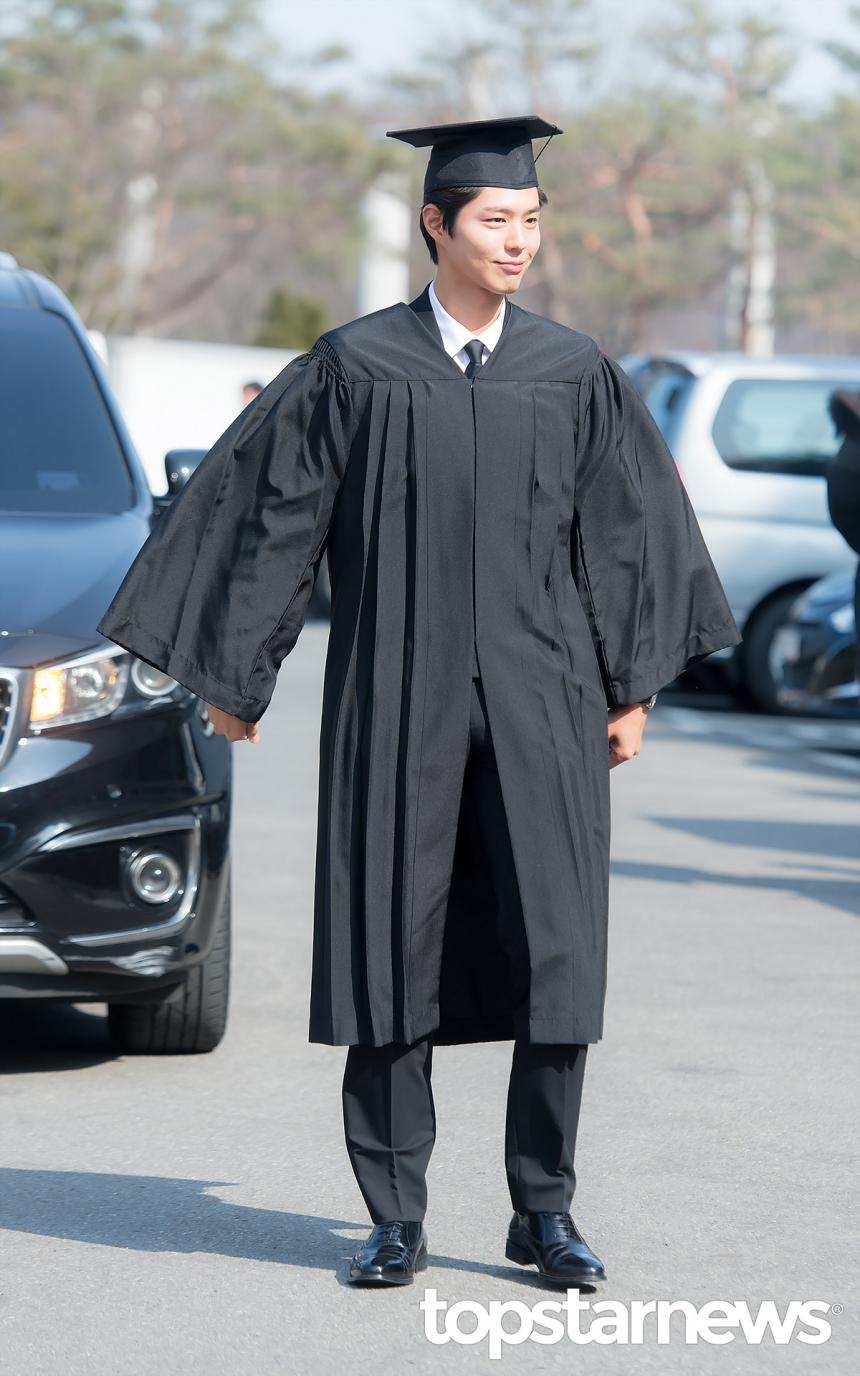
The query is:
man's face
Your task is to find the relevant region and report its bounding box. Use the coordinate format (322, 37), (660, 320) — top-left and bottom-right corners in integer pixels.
(424, 186), (541, 294)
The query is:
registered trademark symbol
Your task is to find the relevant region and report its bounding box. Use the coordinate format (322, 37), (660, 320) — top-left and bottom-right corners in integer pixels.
(831, 1303), (843, 1315)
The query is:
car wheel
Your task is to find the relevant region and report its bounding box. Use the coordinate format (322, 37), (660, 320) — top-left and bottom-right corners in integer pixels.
(739, 587), (811, 715)
(107, 865), (231, 1054)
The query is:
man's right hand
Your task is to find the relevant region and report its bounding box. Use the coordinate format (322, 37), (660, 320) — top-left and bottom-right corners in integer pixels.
(204, 704), (260, 744)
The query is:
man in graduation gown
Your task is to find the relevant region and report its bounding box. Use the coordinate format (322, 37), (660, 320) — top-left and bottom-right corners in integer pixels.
(97, 114), (742, 1288)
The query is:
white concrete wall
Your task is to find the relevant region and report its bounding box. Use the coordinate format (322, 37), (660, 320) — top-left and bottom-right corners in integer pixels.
(93, 333), (300, 493)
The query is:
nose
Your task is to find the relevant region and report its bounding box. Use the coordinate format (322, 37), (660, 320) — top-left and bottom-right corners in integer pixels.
(505, 228), (528, 254)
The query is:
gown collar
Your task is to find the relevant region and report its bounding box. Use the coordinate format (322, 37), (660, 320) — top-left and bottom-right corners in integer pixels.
(405, 281), (517, 379)
(427, 277), (507, 359)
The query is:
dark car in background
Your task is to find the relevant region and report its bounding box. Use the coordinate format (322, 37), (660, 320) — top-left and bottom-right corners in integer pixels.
(0, 252), (232, 1053)
(771, 570), (858, 715)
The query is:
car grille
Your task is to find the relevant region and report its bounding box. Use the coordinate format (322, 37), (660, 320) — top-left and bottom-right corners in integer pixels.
(0, 883), (34, 928)
(0, 674), (16, 767)
(0, 676), (10, 735)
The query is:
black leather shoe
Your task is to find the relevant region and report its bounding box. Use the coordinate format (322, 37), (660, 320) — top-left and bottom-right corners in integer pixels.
(348, 1220), (429, 1285)
(505, 1211), (606, 1285)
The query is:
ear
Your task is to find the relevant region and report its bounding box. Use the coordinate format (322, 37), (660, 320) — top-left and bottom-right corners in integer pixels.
(421, 203), (445, 244)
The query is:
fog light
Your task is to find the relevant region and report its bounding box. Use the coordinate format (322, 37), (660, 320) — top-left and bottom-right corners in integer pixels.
(130, 660), (180, 697)
(127, 849), (183, 905)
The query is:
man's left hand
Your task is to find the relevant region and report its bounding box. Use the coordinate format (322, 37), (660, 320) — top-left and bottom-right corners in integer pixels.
(607, 703), (649, 768)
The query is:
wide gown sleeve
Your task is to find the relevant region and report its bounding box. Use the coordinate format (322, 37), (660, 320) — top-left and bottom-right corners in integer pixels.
(96, 341), (353, 723)
(572, 349), (742, 708)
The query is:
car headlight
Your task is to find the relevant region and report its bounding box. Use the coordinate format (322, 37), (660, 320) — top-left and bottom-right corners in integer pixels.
(29, 647), (187, 730)
(828, 603), (855, 635)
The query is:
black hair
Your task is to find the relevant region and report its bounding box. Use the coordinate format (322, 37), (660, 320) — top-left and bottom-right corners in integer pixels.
(419, 185), (549, 263)
(829, 389), (860, 440)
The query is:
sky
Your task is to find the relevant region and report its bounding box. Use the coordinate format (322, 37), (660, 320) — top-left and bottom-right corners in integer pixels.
(265, 0), (857, 111)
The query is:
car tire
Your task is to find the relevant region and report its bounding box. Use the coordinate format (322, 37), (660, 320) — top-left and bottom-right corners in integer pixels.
(739, 587), (811, 715)
(107, 866), (231, 1054)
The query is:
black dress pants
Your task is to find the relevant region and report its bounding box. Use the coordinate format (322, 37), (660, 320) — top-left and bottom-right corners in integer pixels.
(341, 675), (589, 1223)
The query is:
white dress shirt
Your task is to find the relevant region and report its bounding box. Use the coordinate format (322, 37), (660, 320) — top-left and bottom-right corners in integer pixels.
(427, 278), (507, 371)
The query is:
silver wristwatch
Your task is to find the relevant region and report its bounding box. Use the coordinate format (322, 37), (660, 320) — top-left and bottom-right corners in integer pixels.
(639, 693), (658, 712)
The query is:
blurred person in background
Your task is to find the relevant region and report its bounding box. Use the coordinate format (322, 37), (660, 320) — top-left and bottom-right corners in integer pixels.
(827, 389), (860, 684)
(242, 379), (264, 406)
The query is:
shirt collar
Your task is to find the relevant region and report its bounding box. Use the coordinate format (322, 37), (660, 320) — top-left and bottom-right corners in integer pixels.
(428, 278), (507, 359)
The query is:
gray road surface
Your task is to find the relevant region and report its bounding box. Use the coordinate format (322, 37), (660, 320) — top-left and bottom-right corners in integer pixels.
(1, 621), (858, 1373)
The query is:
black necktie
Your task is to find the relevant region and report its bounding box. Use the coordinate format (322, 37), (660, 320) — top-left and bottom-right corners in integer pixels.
(463, 338), (484, 381)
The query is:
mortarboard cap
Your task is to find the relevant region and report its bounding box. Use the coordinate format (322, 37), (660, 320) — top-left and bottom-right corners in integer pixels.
(386, 114), (563, 199)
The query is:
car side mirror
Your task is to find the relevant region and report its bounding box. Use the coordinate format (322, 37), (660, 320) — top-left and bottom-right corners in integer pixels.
(152, 450), (209, 517)
(164, 449), (208, 495)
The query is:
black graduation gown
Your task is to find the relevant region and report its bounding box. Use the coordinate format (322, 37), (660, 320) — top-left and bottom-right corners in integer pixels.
(96, 282), (742, 1048)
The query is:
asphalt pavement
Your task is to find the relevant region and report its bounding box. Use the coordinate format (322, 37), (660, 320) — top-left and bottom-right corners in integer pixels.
(1, 621), (857, 1373)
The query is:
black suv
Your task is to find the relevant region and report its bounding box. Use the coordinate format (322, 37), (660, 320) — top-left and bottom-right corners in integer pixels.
(0, 252), (232, 1053)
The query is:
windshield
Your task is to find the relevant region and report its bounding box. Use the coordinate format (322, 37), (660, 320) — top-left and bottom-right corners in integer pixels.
(0, 307), (134, 513)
